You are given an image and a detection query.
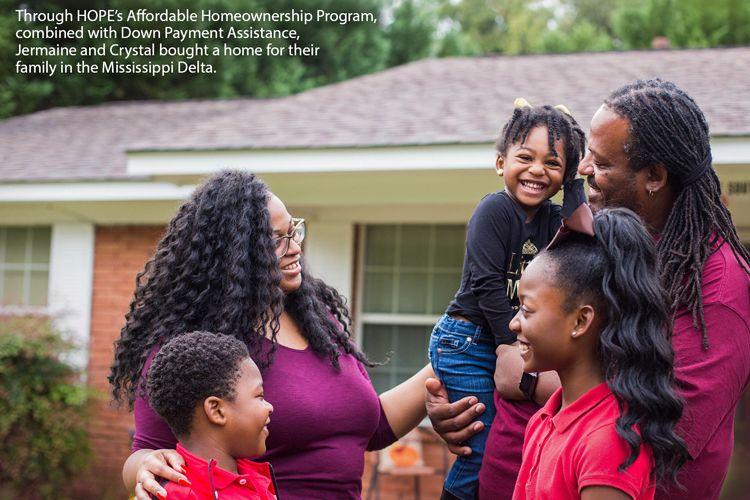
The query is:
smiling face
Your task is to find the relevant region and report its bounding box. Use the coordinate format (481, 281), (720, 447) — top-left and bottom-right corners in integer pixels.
(224, 358), (274, 458)
(498, 126), (566, 220)
(578, 105), (650, 214)
(510, 256), (580, 373)
(267, 193), (303, 294)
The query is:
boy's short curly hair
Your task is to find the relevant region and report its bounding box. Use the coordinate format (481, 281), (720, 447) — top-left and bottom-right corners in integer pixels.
(146, 331), (250, 437)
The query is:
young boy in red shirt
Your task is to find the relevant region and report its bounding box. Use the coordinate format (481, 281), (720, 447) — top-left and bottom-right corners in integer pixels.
(144, 331), (277, 499)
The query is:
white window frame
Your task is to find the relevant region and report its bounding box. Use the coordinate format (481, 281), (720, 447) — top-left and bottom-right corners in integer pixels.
(0, 227), (51, 311)
(354, 223), (464, 391)
(0, 224), (95, 372)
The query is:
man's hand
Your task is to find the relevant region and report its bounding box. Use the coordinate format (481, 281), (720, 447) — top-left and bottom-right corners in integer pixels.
(425, 377), (485, 456)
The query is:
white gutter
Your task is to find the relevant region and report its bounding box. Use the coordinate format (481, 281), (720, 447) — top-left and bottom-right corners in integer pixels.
(0, 182), (194, 202)
(124, 138), (750, 178)
(127, 144), (495, 176)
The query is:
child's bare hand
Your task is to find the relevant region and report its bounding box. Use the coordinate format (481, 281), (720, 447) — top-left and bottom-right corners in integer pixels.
(133, 449), (188, 500)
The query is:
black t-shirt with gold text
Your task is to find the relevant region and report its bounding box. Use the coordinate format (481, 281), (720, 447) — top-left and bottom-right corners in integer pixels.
(446, 191), (561, 345)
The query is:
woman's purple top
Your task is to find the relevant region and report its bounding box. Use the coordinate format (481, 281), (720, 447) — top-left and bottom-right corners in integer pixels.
(133, 341), (397, 499)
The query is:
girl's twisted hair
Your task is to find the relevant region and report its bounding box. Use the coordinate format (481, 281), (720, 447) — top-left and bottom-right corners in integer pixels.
(109, 170), (368, 408)
(496, 104), (587, 185)
(545, 208), (689, 486)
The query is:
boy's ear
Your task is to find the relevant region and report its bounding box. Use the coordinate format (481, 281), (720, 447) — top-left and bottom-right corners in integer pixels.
(572, 305), (597, 339)
(495, 154), (505, 177)
(203, 396), (228, 426)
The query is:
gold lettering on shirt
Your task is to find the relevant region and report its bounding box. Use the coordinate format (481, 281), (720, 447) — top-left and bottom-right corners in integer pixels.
(506, 238), (539, 310)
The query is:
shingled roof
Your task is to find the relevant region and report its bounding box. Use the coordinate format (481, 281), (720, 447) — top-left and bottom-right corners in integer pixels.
(1, 47), (749, 182)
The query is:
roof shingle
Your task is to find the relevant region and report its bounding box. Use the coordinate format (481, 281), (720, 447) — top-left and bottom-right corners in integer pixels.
(1, 47), (748, 182)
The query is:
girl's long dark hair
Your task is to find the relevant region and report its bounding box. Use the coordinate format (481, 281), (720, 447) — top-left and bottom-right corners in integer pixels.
(545, 208), (688, 486)
(109, 170), (368, 408)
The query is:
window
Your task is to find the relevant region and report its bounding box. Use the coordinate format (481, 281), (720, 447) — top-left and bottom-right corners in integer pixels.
(0, 227), (51, 307)
(359, 224), (466, 393)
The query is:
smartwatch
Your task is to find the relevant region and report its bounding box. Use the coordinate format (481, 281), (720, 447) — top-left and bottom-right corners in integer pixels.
(519, 372), (539, 401)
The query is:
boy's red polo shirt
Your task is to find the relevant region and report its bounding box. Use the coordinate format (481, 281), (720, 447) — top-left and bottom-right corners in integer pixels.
(158, 443), (278, 499)
(513, 383), (655, 500)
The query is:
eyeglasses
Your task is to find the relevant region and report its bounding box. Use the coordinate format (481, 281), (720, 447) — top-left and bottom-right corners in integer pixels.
(273, 218), (305, 257)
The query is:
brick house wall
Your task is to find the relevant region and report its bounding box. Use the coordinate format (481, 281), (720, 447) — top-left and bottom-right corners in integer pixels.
(84, 225), (164, 498)
(82, 224), (449, 498)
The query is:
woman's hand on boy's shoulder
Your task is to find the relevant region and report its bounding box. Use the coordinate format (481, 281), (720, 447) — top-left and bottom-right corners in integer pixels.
(424, 377), (485, 456)
(133, 449), (187, 500)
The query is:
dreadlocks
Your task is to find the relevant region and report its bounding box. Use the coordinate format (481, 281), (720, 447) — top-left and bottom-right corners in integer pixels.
(605, 79), (750, 349)
(496, 104), (587, 184)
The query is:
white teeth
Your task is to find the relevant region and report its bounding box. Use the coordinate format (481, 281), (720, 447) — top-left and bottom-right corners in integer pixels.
(282, 262), (299, 271)
(521, 180), (545, 190)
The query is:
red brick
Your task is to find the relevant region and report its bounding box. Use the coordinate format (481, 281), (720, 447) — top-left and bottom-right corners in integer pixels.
(81, 226), (162, 497)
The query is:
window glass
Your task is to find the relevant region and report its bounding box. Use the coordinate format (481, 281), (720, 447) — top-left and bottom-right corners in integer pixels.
(361, 224), (465, 391)
(363, 271), (394, 313)
(31, 228), (51, 264)
(399, 226), (430, 268)
(2, 270), (24, 304)
(365, 226), (396, 266)
(396, 271), (427, 314)
(5, 228), (27, 264)
(0, 227), (51, 307)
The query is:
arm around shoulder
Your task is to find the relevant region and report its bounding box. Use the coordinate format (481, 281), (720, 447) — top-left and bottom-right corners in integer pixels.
(123, 448), (187, 500)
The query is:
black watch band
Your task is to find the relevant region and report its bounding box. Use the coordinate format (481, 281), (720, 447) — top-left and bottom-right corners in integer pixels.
(519, 372), (539, 401)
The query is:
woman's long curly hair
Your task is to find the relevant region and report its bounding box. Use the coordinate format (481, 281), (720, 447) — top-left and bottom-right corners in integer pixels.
(544, 208), (688, 486)
(109, 170), (369, 408)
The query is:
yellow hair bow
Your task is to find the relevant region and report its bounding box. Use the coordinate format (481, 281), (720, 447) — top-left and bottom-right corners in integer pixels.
(514, 97), (572, 117)
(554, 104), (572, 116)
(514, 97), (532, 109)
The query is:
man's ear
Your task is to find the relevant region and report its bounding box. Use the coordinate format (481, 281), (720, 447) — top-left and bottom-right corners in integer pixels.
(645, 163), (669, 195)
(572, 305), (597, 339)
(495, 154), (505, 177)
(203, 396), (228, 426)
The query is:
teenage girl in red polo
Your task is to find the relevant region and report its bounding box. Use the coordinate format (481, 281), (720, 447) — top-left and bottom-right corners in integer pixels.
(510, 207), (688, 500)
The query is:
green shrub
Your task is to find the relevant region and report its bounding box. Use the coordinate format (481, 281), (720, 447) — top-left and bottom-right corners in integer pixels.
(0, 316), (92, 500)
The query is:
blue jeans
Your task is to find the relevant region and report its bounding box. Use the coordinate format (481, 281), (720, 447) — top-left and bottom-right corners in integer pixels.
(428, 315), (497, 500)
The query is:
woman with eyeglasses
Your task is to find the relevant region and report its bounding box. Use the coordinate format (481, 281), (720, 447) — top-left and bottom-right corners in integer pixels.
(111, 170), (436, 500)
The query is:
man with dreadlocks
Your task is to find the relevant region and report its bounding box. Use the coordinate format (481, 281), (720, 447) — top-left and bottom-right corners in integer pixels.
(577, 79), (750, 499)
(426, 79), (749, 500)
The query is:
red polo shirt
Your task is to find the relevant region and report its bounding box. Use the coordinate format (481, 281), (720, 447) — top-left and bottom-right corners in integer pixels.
(158, 443), (278, 499)
(513, 383), (655, 500)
